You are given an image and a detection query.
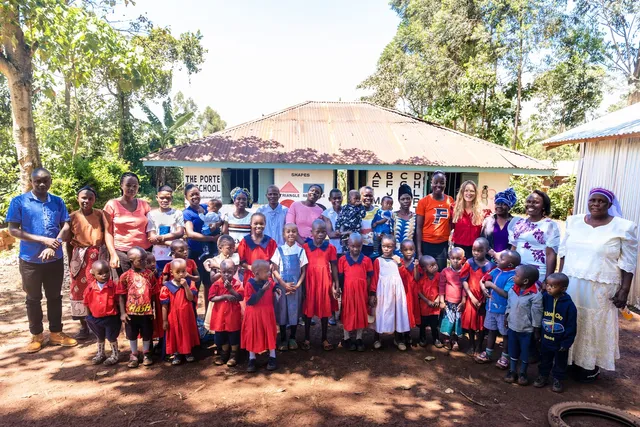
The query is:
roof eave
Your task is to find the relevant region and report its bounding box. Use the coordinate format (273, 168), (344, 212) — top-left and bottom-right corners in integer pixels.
(142, 159), (553, 175)
(543, 131), (640, 150)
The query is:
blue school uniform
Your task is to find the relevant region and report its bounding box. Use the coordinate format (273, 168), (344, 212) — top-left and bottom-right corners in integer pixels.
(272, 244), (307, 327)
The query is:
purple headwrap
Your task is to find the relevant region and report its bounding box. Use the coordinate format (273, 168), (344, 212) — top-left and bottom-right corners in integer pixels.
(588, 187), (622, 217)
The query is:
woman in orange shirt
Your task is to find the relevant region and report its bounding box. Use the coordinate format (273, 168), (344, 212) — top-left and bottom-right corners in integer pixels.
(416, 171), (454, 271)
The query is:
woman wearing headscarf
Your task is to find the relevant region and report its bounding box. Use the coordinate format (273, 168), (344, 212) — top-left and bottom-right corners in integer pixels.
(481, 187), (517, 260)
(393, 184), (416, 254)
(222, 187), (253, 244)
(559, 187), (638, 381)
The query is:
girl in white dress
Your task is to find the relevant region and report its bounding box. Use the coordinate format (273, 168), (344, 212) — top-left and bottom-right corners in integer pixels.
(559, 187), (638, 379)
(370, 235), (411, 351)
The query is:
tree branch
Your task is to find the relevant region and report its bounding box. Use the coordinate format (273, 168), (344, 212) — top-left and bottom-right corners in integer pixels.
(0, 52), (17, 77)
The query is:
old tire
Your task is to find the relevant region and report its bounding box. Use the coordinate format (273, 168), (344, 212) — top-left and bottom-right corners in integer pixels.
(548, 401), (640, 427)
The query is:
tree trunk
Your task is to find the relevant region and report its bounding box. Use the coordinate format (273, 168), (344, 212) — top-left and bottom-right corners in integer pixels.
(0, 5), (42, 192)
(512, 30), (524, 151)
(118, 88), (126, 158)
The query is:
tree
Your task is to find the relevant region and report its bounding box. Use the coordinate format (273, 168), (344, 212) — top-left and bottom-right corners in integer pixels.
(198, 106), (226, 136)
(576, 0), (640, 104)
(140, 98), (194, 187)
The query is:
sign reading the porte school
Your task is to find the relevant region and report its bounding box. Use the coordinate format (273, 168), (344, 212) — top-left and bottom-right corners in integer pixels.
(183, 167), (222, 201)
(367, 171), (425, 210)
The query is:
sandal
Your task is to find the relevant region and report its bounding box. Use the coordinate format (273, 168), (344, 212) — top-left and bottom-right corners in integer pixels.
(278, 342), (288, 352)
(322, 340), (334, 351)
(127, 355), (139, 368)
(301, 340), (311, 351)
(451, 342), (460, 352)
(288, 339), (298, 350)
(171, 355), (183, 366)
(475, 351), (491, 364)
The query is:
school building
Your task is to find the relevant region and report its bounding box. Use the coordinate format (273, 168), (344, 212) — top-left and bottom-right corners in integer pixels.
(143, 101), (553, 210)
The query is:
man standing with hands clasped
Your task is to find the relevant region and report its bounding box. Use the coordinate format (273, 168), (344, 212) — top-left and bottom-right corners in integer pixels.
(7, 168), (78, 353)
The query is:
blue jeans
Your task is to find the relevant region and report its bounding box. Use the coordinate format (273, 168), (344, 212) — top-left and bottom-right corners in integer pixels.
(508, 329), (532, 375)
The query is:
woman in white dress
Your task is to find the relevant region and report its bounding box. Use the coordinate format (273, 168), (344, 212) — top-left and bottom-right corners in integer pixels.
(370, 235), (410, 351)
(508, 190), (560, 280)
(559, 187), (638, 381)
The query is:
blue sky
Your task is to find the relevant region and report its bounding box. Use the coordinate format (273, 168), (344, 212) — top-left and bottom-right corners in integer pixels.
(113, 0), (400, 127)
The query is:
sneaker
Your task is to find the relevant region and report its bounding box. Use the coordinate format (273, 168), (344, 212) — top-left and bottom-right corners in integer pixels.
(127, 355), (139, 368)
(396, 341), (407, 351)
(356, 339), (365, 352)
(434, 339), (444, 349)
(373, 340), (382, 350)
(475, 351), (491, 364)
(533, 375), (548, 388)
(171, 354), (182, 365)
(418, 339), (427, 348)
(552, 378), (564, 393)
(288, 339), (298, 350)
(92, 353), (107, 365)
(518, 374), (529, 386)
(328, 317), (337, 326)
(247, 359), (257, 373)
(503, 371), (517, 383)
(103, 354), (119, 366)
(347, 339), (357, 351)
(25, 333), (45, 353)
(143, 353), (154, 366)
(49, 332), (78, 347)
(266, 357), (277, 371)
(227, 351), (238, 367)
(185, 354), (195, 363)
(495, 355), (509, 370)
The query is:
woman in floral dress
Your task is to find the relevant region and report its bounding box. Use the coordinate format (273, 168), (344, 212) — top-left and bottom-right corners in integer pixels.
(393, 184), (416, 255)
(508, 190), (560, 280)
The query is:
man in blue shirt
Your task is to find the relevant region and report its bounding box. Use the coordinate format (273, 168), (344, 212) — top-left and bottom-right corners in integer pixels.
(7, 168), (77, 353)
(256, 185), (288, 246)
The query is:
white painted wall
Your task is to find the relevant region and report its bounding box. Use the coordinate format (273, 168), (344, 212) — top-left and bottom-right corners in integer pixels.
(477, 172), (510, 211)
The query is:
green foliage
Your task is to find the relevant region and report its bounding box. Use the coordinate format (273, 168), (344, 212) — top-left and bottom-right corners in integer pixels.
(509, 174), (576, 219)
(50, 156), (136, 212)
(509, 174), (543, 215)
(548, 176), (576, 220)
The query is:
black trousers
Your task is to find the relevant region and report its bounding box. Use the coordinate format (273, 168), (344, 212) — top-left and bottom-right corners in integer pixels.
(19, 258), (64, 335)
(539, 347), (569, 380)
(421, 241), (449, 272)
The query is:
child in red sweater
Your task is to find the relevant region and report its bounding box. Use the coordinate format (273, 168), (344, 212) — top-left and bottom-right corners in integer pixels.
(242, 259), (279, 373)
(417, 255), (442, 348)
(84, 260), (120, 365)
(209, 259), (244, 367)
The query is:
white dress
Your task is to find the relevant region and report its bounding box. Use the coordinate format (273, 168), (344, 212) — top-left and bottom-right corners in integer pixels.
(560, 215), (638, 371)
(374, 257), (410, 334)
(508, 217), (560, 279)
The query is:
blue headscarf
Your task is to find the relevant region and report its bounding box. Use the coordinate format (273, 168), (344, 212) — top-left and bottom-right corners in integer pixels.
(230, 187), (253, 208)
(494, 187), (516, 209)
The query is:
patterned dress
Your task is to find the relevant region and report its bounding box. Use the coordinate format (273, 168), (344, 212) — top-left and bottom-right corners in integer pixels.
(392, 212), (416, 255)
(508, 217), (560, 279)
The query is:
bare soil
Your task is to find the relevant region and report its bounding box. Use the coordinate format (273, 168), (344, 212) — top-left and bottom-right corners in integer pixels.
(1, 256), (639, 427)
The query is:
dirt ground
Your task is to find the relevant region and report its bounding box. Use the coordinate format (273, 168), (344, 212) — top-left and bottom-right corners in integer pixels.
(1, 254), (639, 427)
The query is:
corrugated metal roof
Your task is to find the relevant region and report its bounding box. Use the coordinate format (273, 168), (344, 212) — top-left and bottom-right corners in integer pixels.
(543, 102), (640, 147)
(145, 101), (550, 171)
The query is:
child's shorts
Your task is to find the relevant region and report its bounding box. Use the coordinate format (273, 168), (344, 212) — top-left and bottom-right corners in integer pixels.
(484, 311), (507, 335)
(86, 314), (121, 342)
(440, 302), (463, 337)
(125, 315), (154, 341)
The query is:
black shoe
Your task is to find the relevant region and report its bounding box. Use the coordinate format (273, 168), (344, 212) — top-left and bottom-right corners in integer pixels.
(266, 357), (277, 371)
(503, 371), (517, 383)
(552, 378), (564, 393)
(247, 359), (257, 373)
(343, 338), (356, 351)
(533, 375), (548, 388)
(356, 339), (365, 352)
(518, 374), (529, 386)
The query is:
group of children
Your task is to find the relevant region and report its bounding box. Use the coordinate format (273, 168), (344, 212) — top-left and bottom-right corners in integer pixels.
(82, 207), (577, 391)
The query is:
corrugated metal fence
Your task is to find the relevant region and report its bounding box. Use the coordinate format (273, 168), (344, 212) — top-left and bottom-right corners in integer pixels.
(574, 137), (640, 307)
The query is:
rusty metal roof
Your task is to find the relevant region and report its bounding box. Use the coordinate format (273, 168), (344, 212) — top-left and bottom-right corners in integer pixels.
(145, 101), (551, 171)
(543, 102), (640, 148)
